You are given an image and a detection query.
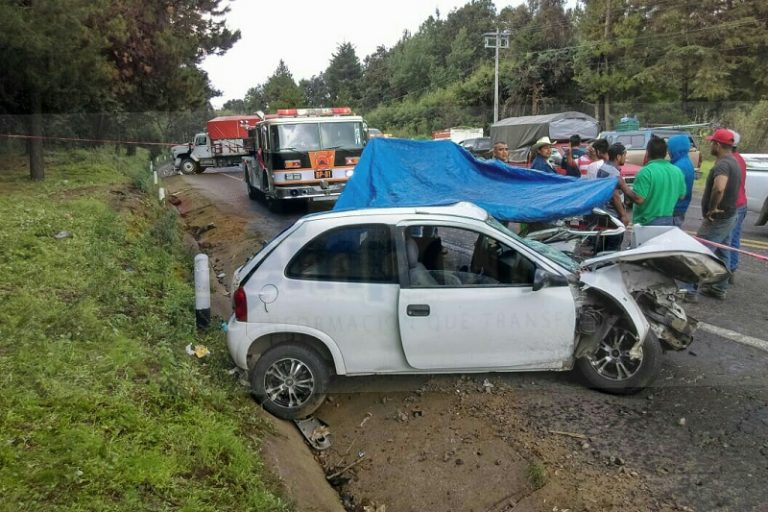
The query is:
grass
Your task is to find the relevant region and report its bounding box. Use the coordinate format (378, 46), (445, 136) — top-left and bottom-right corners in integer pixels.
(0, 148), (288, 511)
(526, 461), (547, 490)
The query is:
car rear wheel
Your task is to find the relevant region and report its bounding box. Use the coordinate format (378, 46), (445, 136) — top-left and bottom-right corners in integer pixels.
(576, 322), (661, 394)
(251, 344), (330, 420)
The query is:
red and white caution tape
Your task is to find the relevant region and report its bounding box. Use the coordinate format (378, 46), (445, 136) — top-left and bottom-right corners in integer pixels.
(694, 236), (768, 263)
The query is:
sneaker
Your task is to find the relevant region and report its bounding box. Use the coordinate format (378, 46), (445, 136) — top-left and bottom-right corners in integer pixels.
(700, 286), (727, 300)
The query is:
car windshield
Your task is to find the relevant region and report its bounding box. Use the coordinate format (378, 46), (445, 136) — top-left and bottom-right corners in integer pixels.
(486, 217), (579, 273)
(272, 121), (364, 151)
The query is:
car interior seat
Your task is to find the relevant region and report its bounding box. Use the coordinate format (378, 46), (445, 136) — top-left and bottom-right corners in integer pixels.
(406, 237), (438, 286)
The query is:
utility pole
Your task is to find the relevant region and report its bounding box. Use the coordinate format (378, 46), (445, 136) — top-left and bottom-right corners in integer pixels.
(484, 29), (510, 124)
(603, 0), (613, 130)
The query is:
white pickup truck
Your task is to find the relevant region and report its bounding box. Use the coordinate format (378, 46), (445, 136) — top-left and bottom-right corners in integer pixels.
(743, 154), (768, 226)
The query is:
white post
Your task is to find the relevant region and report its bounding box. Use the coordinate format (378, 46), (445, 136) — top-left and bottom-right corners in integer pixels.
(158, 187), (166, 202)
(194, 254), (211, 329)
(153, 171), (158, 185)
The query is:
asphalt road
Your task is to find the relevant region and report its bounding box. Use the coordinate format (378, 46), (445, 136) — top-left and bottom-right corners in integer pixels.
(177, 167), (768, 511)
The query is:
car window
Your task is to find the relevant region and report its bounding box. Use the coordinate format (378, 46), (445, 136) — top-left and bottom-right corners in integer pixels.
(404, 225), (535, 288)
(286, 224), (397, 283)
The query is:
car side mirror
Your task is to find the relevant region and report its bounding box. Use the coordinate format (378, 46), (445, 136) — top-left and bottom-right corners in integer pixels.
(532, 268), (568, 291)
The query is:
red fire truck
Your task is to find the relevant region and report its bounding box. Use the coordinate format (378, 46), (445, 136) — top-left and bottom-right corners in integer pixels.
(242, 107), (367, 212)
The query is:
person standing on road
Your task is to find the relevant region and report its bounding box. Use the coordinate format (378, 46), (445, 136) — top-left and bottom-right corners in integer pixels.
(529, 137), (557, 173)
(562, 134), (584, 178)
(620, 137), (686, 226)
(491, 141), (510, 163)
(590, 143), (631, 253)
(695, 128), (741, 300)
(584, 139), (609, 179)
(727, 130), (748, 281)
(668, 134), (696, 227)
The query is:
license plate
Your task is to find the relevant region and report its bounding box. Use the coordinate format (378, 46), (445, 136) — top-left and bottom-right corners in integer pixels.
(314, 170), (332, 179)
(312, 195), (337, 202)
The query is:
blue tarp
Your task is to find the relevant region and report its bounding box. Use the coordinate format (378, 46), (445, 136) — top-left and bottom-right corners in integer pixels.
(334, 138), (618, 222)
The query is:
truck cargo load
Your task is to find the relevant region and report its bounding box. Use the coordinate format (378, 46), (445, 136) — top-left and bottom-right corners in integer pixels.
(206, 115), (262, 140)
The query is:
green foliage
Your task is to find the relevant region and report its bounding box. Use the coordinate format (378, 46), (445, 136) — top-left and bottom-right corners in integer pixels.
(526, 461), (548, 490)
(325, 43), (363, 108)
(722, 100), (768, 152)
(261, 60), (304, 110)
(0, 150), (287, 511)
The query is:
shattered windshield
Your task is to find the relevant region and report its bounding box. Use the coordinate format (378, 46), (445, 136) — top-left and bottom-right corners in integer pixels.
(486, 217), (579, 273)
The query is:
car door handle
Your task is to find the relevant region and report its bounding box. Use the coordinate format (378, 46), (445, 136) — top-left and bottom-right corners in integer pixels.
(407, 304), (430, 317)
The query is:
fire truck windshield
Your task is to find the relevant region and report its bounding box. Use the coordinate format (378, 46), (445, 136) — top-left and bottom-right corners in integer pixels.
(271, 122), (364, 152)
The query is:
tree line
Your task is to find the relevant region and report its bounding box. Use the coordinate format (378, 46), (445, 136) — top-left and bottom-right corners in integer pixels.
(225, 0), (768, 145)
(1, 0), (767, 180)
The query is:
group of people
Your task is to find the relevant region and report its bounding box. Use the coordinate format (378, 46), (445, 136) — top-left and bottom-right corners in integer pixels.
(490, 127), (748, 301)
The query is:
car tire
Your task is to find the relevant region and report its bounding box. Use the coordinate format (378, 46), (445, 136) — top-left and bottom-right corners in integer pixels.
(179, 157), (199, 175)
(250, 344), (330, 420)
(756, 197), (768, 226)
(576, 323), (662, 395)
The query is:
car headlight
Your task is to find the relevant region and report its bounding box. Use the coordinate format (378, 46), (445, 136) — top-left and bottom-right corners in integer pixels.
(345, 169), (354, 178)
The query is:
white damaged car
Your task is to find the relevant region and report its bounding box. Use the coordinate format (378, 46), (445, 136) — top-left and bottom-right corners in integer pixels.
(226, 202), (727, 419)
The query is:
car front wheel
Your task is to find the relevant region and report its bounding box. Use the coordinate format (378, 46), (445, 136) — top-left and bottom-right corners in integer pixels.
(576, 323), (662, 394)
(251, 344), (330, 419)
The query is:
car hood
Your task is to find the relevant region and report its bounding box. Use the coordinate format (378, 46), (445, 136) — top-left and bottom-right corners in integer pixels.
(581, 226), (728, 283)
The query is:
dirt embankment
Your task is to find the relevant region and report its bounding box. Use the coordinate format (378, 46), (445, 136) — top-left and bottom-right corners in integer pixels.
(164, 177), (671, 512)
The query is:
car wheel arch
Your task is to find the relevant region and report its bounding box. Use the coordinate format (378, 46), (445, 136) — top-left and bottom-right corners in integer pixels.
(574, 286), (646, 359)
(246, 331), (345, 375)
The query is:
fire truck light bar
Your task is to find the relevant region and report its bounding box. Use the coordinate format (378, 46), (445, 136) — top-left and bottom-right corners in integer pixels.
(276, 107), (352, 117)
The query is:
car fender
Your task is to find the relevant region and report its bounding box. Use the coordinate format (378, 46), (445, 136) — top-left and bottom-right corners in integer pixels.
(578, 265), (649, 343)
(245, 323), (348, 375)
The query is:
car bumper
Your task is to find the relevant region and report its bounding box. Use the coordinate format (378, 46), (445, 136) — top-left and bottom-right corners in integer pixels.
(226, 315), (250, 370)
(274, 183), (346, 200)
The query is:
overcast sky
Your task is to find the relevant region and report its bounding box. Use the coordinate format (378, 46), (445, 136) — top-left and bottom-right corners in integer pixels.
(202, 0), (521, 108)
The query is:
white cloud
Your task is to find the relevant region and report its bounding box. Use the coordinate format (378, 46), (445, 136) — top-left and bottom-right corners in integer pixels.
(202, 0), (503, 107)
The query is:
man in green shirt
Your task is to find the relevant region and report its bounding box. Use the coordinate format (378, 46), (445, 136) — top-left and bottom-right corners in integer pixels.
(621, 137), (686, 225)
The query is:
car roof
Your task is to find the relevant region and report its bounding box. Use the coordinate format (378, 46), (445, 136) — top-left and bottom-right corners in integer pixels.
(300, 201), (490, 224)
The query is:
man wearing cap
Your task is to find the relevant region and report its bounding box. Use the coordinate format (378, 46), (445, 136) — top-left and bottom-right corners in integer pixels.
(727, 130), (748, 280)
(695, 128), (741, 299)
(529, 137), (557, 173)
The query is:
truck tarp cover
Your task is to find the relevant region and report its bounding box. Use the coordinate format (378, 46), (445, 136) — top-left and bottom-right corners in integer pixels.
(334, 138), (617, 222)
(491, 112), (599, 162)
(206, 115), (262, 140)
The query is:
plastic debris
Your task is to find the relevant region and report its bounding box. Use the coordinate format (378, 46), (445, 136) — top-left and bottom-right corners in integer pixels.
(185, 343), (210, 358)
(53, 231), (71, 239)
(295, 417), (332, 450)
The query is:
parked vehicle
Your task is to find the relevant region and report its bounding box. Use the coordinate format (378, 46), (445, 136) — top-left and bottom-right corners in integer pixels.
(171, 115), (262, 175)
(598, 129), (702, 177)
(458, 137), (492, 159)
(743, 153), (768, 226)
(227, 202), (726, 419)
(433, 126), (484, 143)
(242, 107), (366, 212)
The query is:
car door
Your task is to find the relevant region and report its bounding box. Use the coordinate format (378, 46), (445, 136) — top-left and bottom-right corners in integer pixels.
(396, 223), (577, 370)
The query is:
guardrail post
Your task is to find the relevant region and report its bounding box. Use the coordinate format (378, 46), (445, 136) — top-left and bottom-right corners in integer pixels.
(194, 254), (211, 329)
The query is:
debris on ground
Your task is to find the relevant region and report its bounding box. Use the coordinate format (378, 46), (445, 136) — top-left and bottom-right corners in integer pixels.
(185, 343), (210, 358)
(295, 417), (332, 450)
(53, 231), (71, 239)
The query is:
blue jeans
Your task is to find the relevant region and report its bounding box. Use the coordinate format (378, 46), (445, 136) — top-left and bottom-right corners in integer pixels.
(697, 214), (737, 292)
(728, 205), (748, 272)
(647, 216), (674, 226)
(673, 212), (686, 228)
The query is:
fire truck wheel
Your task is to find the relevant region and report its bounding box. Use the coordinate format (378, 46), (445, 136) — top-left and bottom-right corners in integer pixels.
(245, 171), (259, 200)
(179, 158), (199, 175)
